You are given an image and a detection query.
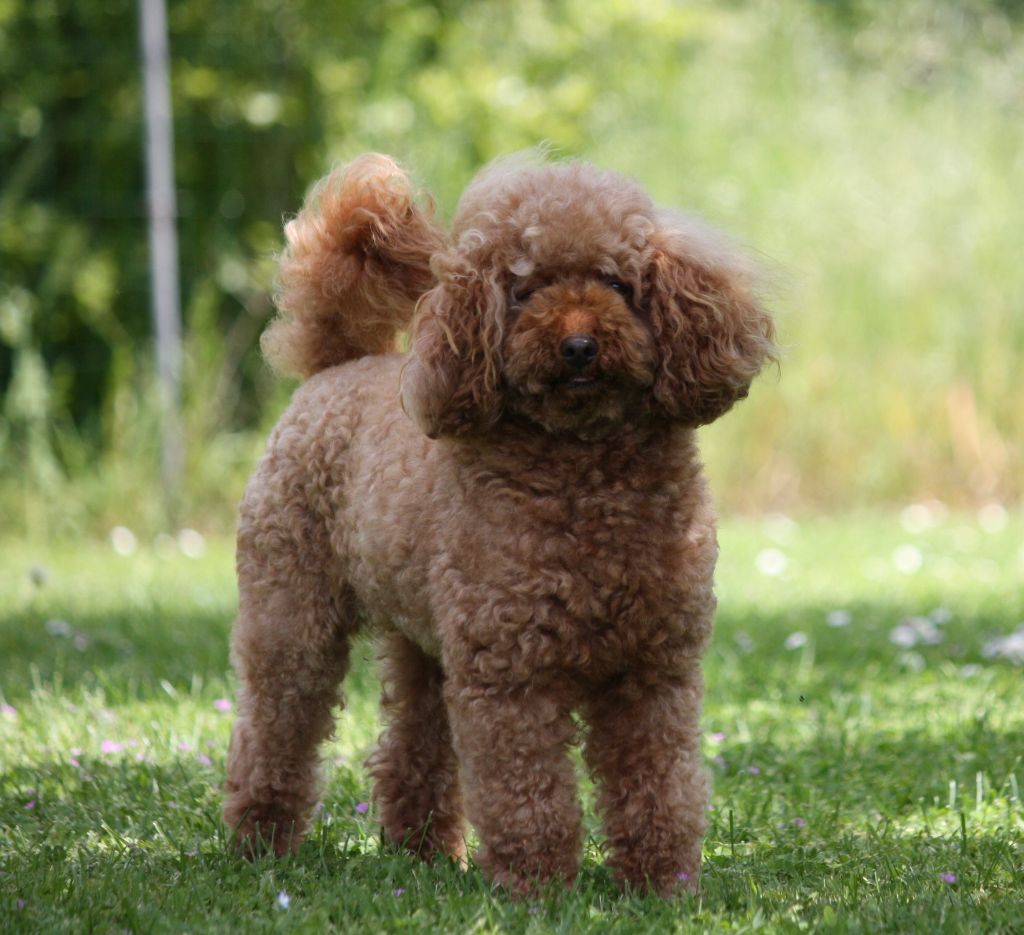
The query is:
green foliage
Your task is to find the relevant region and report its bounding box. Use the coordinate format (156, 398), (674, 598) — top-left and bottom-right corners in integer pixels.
(1, 0), (1023, 536)
(1, 515), (1022, 931)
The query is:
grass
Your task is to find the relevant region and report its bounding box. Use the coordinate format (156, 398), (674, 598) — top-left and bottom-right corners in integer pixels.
(1, 512), (1022, 932)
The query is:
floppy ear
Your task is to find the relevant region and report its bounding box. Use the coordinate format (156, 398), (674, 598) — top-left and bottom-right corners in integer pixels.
(400, 258), (505, 439)
(646, 214), (777, 426)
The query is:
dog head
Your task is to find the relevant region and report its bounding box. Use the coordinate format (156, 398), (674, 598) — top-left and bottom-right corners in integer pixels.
(401, 156), (776, 440)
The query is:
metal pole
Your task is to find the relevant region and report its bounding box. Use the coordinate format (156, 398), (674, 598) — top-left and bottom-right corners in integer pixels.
(138, 0), (183, 519)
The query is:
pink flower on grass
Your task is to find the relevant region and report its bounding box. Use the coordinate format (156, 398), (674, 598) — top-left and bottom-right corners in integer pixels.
(196, 754), (212, 767)
(354, 801), (369, 814)
(708, 731), (727, 743)
(24, 800), (36, 810)
(1, 704), (16, 718)
(940, 872), (957, 884)
(213, 698), (232, 713)
(70, 758), (81, 768)
(100, 740), (123, 754)
(793, 817), (806, 828)
(393, 888), (405, 897)
(748, 766), (761, 775)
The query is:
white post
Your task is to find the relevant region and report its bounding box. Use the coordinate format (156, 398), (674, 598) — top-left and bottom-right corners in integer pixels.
(138, 0), (183, 516)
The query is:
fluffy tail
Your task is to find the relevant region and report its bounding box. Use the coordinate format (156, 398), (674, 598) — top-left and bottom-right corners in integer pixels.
(262, 153), (447, 378)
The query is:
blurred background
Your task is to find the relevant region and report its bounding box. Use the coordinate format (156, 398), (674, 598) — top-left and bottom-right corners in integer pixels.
(2, 0), (1022, 541)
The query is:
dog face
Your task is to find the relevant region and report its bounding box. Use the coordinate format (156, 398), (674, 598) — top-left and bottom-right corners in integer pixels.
(501, 277), (657, 437)
(401, 158), (776, 440)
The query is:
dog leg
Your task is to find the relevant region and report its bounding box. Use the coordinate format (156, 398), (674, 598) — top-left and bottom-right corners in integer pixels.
(224, 523), (354, 858)
(367, 633), (466, 863)
(445, 677), (582, 895)
(584, 660), (707, 895)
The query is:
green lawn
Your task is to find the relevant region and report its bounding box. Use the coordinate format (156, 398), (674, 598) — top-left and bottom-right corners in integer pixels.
(1, 513), (1022, 933)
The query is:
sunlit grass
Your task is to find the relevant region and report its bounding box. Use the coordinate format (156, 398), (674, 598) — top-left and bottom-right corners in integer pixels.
(2, 513), (1021, 932)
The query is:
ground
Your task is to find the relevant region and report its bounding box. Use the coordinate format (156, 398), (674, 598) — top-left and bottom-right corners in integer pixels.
(1, 511), (1022, 933)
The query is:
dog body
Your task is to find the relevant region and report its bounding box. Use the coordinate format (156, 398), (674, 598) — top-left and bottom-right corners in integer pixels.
(225, 154), (775, 895)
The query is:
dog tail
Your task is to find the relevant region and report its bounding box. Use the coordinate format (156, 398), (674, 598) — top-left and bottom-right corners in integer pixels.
(262, 153), (447, 379)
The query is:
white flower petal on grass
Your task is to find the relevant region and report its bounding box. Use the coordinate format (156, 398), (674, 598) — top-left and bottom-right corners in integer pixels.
(890, 617), (943, 648)
(756, 548), (788, 576)
(929, 606), (953, 625)
(892, 544), (923, 574)
(45, 618), (72, 637)
(981, 625), (1024, 664)
(784, 632), (808, 650)
(826, 609), (852, 628)
(178, 528), (207, 559)
(891, 622), (920, 648)
(276, 891), (290, 910)
(762, 513), (798, 542)
(977, 503), (1008, 533)
(110, 526), (138, 556)
(900, 503), (939, 534)
(897, 651), (926, 672)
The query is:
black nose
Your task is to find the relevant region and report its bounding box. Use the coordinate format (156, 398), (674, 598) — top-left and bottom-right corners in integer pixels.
(560, 335), (599, 371)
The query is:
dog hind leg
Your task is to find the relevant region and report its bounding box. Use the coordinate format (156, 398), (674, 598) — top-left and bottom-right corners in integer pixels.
(224, 518), (355, 857)
(367, 633), (467, 863)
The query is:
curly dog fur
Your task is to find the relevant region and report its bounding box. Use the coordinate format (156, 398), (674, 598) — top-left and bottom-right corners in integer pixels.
(224, 152), (776, 896)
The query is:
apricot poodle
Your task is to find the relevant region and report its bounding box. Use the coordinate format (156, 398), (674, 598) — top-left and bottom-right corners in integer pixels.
(223, 152), (776, 896)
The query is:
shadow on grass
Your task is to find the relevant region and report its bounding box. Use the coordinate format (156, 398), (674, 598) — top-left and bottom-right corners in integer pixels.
(1, 590), (1021, 705)
(0, 605), (234, 703)
(1, 750), (1020, 933)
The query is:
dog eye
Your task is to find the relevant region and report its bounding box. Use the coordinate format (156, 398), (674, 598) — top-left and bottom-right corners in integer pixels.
(512, 286), (537, 305)
(607, 280), (632, 300)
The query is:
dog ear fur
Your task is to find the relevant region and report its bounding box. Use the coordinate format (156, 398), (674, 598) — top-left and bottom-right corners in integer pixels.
(400, 262), (505, 439)
(646, 213), (777, 426)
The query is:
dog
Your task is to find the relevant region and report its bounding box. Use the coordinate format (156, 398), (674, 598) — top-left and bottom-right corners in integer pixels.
(223, 152), (776, 896)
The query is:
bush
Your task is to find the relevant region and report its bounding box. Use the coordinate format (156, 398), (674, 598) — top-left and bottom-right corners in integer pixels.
(2, 0), (1022, 537)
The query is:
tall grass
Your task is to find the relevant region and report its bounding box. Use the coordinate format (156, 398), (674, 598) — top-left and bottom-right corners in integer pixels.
(595, 0), (1024, 512)
(3, 0), (1022, 538)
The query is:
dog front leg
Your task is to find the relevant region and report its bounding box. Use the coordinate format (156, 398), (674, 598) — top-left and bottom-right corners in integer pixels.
(583, 659), (708, 895)
(444, 674), (582, 896)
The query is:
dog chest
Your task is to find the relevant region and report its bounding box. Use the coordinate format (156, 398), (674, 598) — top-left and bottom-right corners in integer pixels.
(433, 469), (717, 679)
